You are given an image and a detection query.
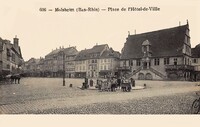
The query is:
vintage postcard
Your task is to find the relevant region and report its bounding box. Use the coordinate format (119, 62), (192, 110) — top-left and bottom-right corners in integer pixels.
(0, 0), (200, 126)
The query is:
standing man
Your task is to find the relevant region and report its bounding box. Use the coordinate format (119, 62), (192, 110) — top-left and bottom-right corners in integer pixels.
(117, 77), (121, 89)
(130, 78), (135, 87)
(84, 77), (88, 89)
(17, 74), (21, 84)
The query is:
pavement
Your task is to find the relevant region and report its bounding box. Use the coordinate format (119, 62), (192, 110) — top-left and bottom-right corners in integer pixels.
(0, 78), (200, 114)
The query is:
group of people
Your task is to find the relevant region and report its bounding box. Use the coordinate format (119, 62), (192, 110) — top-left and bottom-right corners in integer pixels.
(81, 75), (135, 92)
(12, 75), (21, 84)
(97, 76), (135, 92)
(7, 74), (21, 84)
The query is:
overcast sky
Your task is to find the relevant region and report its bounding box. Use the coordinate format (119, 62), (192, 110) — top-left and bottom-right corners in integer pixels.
(1, 0), (200, 61)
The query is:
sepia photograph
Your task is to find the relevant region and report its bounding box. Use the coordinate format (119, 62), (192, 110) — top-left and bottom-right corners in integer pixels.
(0, 0), (200, 126)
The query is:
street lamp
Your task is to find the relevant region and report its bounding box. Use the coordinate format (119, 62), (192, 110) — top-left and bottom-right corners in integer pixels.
(62, 51), (65, 86)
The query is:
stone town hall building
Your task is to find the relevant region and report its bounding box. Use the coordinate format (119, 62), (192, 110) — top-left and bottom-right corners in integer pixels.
(120, 22), (193, 80)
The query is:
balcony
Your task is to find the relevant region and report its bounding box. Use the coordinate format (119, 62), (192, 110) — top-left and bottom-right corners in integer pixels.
(165, 65), (194, 71)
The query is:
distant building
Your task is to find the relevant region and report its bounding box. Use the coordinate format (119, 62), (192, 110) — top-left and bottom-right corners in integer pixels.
(65, 48), (78, 78)
(120, 22), (193, 80)
(191, 44), (200, 81)
(74, 44), (120, 78)
(43, 46), (78, 77)
(98, 48), (120, 78)
(22, 57), (44, 77)
(0, 36), (23, 77)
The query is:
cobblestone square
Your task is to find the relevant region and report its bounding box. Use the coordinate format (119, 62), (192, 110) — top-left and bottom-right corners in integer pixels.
(0, 78), (200, 114)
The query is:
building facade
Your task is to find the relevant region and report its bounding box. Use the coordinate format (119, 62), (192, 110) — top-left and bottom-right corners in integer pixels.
(65, 50), (78, 78)
(74, 44), (120, 78)
(43, 46), (78, 77)
(98, 48), (120, 78)
(0, 36), (23, 78)
(22, 57), (44, 77)
(120, 22), (193, 80)
(191, 44), (200, 81)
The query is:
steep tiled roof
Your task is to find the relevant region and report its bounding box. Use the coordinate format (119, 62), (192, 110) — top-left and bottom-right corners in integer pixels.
(46, 47), (78, 57)
(74, 50), (88, 60)
(192, 44), (200, 58)
(26, 57), (43, 64)
(100, 48), (120, 59)
(121, 24), (188, 59)
(75, 44), (108, 60)
(89, 44), (108, 53)
(11, 45), (23, 59)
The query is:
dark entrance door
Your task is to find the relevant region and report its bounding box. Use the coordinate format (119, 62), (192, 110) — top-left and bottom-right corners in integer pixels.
(143, 62), (147, 69)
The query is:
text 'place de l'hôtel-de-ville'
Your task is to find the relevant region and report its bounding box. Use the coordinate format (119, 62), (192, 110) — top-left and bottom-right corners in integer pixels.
(1, 21), (200, 81)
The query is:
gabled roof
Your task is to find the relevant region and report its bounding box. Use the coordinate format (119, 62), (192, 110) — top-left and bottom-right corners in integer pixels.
(11, 46), (23, 59)
(26, 57), (44, 64)
(45, 46), (78, 57)
(75, 44), (108, 60)
(100, 48), (120, 59)
(12, 45), (22, 58)
(121, 24), (188, 59)
(89, 44), (108, 53)
(192, 44), (200, 58)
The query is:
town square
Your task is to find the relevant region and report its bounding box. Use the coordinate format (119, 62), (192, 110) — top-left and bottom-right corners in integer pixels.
(0, 78), (199, 114)
(1, 0), (200, 116)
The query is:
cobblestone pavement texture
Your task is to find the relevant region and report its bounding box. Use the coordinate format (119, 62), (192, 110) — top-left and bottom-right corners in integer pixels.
(0, 78), (200, 114)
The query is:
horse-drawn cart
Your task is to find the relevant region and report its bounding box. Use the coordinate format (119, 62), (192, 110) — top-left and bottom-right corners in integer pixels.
(1, 74), (21, 84)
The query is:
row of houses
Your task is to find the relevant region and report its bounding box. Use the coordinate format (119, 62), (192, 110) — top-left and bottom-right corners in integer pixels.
(0, 36), (24, 78)
(22, 22), (200, 81)
(22, 44), (120, 78)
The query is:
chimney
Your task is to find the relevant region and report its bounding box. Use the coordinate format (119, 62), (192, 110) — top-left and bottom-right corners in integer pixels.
(13, 35), (19, 48)
(179, 21), (181, 26)
(60, 46), (61, 49)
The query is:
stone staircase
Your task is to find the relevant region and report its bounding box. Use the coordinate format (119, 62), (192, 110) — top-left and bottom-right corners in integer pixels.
(132, 66), (142, 75)
(127, 66), (142, 79)
(128, 66), (167, 80)
(149, 67), (167, 79)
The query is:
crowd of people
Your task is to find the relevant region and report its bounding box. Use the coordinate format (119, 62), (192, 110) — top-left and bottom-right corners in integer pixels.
(82, 75), (135, 92)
